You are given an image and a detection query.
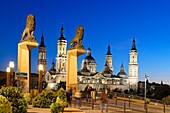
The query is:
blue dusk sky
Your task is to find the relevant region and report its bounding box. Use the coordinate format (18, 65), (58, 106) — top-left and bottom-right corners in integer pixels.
(0, 0), (170, 84)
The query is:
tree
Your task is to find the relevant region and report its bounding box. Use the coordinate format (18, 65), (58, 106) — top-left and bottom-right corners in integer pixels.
(153, 86), (170, 100)
(162, 95), (170, 105)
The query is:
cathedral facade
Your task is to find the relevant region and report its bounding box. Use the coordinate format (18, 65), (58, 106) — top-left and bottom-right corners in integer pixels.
(40, 24), (139, 91)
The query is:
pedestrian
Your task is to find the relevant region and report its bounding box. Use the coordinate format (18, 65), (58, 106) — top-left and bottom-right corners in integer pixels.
(75, 90), (82, 108)
(66, 87), (72, 107)
(86, 86), (92, 102)
(100, 90), (108, 113)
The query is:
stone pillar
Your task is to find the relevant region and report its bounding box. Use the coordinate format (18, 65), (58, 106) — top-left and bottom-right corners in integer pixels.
(66, 49), (86, 90)
(18, 41), (38, 93)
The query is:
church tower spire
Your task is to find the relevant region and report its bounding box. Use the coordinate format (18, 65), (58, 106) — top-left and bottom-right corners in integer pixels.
(106, 44), (112, 55)
(131, 39), (137, 50)
(128, 38), (138, 89)
(59, 22), (66, 40)
(106, 44), (113, 73)
(56, 22), (67, 77)
(87, 46), (91, 56)
(38, 33), (47, 72)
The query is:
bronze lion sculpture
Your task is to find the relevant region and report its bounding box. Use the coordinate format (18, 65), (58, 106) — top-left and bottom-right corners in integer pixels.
(70, 25), (84, 48)
(21, 14), (36, 41)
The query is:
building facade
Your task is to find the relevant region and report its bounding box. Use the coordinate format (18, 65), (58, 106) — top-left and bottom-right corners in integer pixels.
(41, 24), (139, 91)
(77, 45), (129, 91)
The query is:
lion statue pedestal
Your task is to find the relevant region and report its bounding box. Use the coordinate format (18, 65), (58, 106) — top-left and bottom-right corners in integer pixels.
(66, 25), (86, 90)
(17, 14), (38, 93)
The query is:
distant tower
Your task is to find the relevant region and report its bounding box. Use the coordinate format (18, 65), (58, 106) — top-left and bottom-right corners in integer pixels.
(106, 44), (113, 73)
(128, 39), (138, 89)
(37, 33), (47, 72)
(117, 63), (127, 78)
(102, 61), (112, 77)
(56, 23), (67, 76)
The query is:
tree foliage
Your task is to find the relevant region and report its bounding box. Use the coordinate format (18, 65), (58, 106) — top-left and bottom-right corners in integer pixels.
(163, 95), (170, 105)
(153, 86), (170, 100)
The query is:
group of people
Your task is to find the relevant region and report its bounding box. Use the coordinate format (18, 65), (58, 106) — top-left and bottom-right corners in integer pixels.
(84, 85), (108, 113)
(66, 86), (82, 108)
(66, 85), (108, 113)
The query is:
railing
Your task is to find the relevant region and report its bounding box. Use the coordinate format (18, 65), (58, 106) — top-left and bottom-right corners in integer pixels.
(110, 92), (163, 104)
(80, 91), (163, 105)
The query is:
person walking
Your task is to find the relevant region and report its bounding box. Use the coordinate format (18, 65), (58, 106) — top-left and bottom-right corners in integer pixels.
(66, 87), (72, 107)
(86, 85), (92, 102)
(100, 90), (108, 113)
(75, 90), (82, 108)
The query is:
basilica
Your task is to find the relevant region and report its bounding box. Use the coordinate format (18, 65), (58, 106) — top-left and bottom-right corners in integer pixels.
(37, 24), (138, 91)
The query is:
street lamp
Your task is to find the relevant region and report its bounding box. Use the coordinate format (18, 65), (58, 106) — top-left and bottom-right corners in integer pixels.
(6, 67), (10, 86)
(129, 95), (131, 108)
(9, 61), (15, 86)
(38, 64), (43, 93)
(144, 75), (149, 110)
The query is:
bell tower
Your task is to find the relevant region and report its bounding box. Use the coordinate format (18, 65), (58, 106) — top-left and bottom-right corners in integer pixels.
(37, 33), (47, 72)
(106, 44), (113, 73)
(56, 23), (67, 76)
(128, 39), (138, 89)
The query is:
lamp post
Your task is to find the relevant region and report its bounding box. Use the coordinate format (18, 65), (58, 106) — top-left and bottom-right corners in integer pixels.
(115, 92), (117, 105)
(144, 75), (149, 111)
(38, 64), (43, 93)
(6, 67), (10, 86)
(9, 61), (14, 86)
(129, 95), (131, 108)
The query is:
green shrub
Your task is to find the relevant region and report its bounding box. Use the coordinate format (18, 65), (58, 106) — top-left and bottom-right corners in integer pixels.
(162, 95), (170, 105)
(0, 86), (27, 113)
(57, 88), (67, 101)
(24, 93), (32, 104)
(50, 102), (58, 113)
(0, 95), (12, 113)
(50, 88), (67, 113)
(32, 90), (57, 108)
(146, 98), (150, 104)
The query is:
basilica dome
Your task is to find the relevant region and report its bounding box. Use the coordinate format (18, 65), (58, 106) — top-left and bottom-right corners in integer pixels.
(83, 55), (96, 63)
(81, 47), (96, 74)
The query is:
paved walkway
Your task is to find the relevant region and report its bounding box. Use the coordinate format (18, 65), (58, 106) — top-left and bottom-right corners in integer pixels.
(27, 104), (141, 113)
(27, 98), (170, 113)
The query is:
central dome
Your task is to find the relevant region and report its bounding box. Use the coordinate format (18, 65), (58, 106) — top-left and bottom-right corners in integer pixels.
(84, 55), (96, 62)
(81, 46), (96, 74)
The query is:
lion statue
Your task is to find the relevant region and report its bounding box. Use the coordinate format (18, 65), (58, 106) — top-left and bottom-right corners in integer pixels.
(70, 25), (84, 48)
(21, 14), (36, 41)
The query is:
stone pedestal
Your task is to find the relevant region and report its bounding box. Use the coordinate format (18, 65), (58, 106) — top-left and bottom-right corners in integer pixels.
(18, 41), (38, 93)
(66, 49), (86, 90)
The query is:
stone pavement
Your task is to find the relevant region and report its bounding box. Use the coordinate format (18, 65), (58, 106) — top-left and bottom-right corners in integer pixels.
(27, 104), (141, 113)
(27, 97), (170, 113)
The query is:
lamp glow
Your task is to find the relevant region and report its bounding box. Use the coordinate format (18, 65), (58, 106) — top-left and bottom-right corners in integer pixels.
(6, 67), (10, 72)
(38, 64), (43, 71)
(9, 61), (14, 68)
(52, 75), (56, 78)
